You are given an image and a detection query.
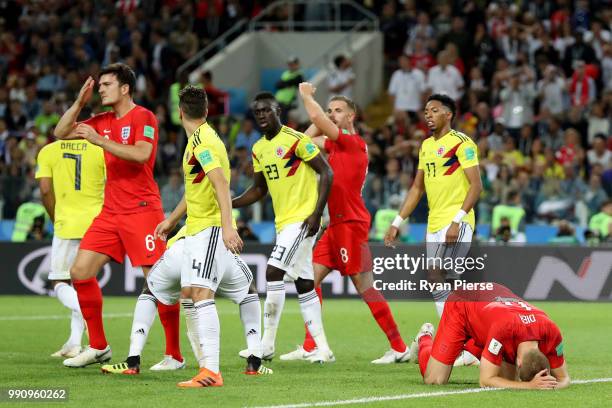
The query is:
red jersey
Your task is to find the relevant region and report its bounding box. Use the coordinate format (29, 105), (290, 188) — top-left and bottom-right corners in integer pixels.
(448, 284), (565, 368)
(323, 128), (371, 226)
(83, 105), (162, 214)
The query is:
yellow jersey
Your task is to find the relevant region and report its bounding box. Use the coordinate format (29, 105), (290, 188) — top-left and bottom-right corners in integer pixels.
(182, 122), (234, 235)
(418, 130), (479, 233)
(35, 140), (105, 239)
(167, 225), (186, 248)
(252, 126), (320, 232)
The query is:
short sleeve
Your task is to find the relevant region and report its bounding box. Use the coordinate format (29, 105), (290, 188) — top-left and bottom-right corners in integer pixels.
(481, 326), (508, 366)
(458, 141), (479, 169)
(417, 145), (426, 170)
(134, 109), (158, 144)
(35, 146), (53, 179)
(296, 136), (320, 162)
(252, 149), (262, 172)
(193, 142), (222, 174)
(546, 327), (565, 369)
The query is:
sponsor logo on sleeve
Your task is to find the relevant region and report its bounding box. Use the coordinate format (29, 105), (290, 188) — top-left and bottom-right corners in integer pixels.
(143, 125), (155, 139)
(341, 129), (350, 135)
(305, 142), (316, 154)
(198, 150), (213, 165)
(488, 338), (502, 355)
(465, 146), (475, 160)
(556, 342), (564, 356)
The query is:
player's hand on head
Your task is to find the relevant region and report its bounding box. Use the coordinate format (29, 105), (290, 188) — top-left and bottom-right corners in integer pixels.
(529, 369), (558, 390)
(302, 213), (321, 237)
(299, 82), (316, 97)
(154, 219), (174, 241)
(384, 227), (399, 248)
(222, 228), (243, 254)
(77, 76), (95, 107)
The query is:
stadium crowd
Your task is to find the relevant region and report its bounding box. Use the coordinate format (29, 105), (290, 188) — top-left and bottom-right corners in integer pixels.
(0, 0), (610, 243)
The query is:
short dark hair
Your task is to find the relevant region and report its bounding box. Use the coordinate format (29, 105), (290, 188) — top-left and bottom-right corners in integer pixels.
(330, 95), (357, 113)
(426, 93), (456, 120)
(253, 92), (277, 103)
(334, 55), (346, 68)
(179, 85), (208, 119)
(99, 63), (136, 96)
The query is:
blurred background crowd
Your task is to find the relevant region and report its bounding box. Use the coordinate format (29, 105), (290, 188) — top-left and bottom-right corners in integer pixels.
(0, 0), (610, 244)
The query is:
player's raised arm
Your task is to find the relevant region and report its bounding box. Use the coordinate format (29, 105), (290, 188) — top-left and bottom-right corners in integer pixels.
(303, 154), (333, 237)
(384, 169), (425, 247)
(54, 77), (95, 139)
(76, 124), (153, 164)
(232, 171), (268, 208)
(299, 82), (340, 141)
(304, 123), (326, 150)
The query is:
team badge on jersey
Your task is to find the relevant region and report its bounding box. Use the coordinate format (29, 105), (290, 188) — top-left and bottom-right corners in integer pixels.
(121, 126), (131, 142)
(275, 146), (285, 158)
(437, 146), (445, 157)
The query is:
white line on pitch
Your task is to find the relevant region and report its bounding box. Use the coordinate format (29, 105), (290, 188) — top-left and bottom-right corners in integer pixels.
(248, 378), (612, 408)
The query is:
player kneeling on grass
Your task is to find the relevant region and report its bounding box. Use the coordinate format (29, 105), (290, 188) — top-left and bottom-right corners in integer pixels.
(101, 225), (272, 377)
(410, 283), (570, 389)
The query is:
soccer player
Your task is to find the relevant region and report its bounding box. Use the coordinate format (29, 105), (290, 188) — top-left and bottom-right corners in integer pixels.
(54, 63), (183, 369)
(151, 85), (270, 387)
(233, 92), (335, 363)
(411, 283), (570, 389)
(36, 137), (105, 358)
(281, 82), (409, 364)
(101, 225), (272, 377)
(384, 94), (482, 317)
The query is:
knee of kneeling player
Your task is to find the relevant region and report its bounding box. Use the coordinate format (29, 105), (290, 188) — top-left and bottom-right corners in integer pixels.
(294, 278), (314, 294)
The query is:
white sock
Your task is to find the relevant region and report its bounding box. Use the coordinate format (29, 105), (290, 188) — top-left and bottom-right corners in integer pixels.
(181, 298), (204, 367)
(239, 293), (262, 358)
(54, 282), (85, 347)
(298, 289), (330, 352)
(195, 299), (220, 373)
(128, 294), (157, 357)
(432, 289), (450, 317)
(262, 281), (285, 350)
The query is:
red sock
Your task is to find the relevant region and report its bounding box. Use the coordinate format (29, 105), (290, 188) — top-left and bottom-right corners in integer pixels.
(464, 338), (482, 359)
(362, 287), (406, 352)
(73, 277), (107, 350)
(418, 335), (433, 377)
(157, 302), (183, 362)
(302, 286), (323, 352)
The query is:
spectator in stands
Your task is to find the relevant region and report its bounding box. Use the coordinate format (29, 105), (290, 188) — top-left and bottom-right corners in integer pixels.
(234, 118), (260, 153)
(26, 215), (51, 241)
(556, 128), (582, 166)
(587, 134), (611, 168)
(491, 190), (526, 237)
(568, 60), (597, 108)
(237, 219), (259, 242)
(34, 100), (59, 135)
(589, 200), (612, 240)
(587, 105), (610, 146)
(160, 168), (184, 216)
(426, 50), (464, 101)
(328, 54), (355, 99)
(275, 56), (304, 118)
(373, 194), (402, 242)
(539, 116), (564, 151)
(388, 54), (426, 122)
(537, 65), (567, 116)
(549, 220), (579, 244)
(583, 174), (609, 217)
(499, 70), (536, 140)
(201, 70), (228, 117)
(382, 158), (402, 207)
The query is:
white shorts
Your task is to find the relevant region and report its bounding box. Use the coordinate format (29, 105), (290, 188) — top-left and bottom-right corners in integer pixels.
(146, 238), (184, 305)
(49, 237), (80, 281)
(425, 222), (473, 270)
(268, 222), (316, 281)
(179, 226), (253, 303)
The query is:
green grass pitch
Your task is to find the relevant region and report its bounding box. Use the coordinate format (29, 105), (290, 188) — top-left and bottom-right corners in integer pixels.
(1, 296), (611, 407)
